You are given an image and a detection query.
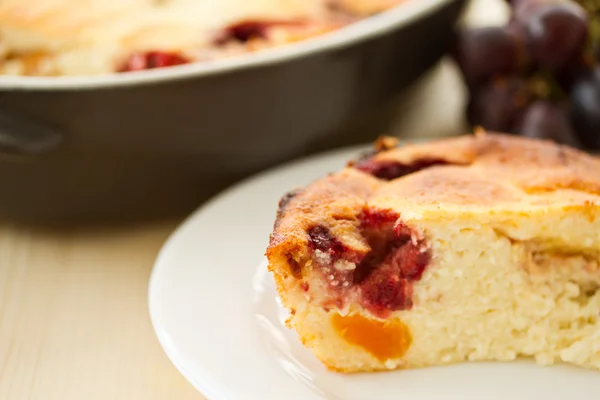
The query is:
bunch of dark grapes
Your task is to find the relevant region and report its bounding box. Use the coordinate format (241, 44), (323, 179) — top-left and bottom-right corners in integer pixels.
(453, 0), (600, 150)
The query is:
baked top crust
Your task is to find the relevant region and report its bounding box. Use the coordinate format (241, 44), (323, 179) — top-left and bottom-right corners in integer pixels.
(272, 132), (600, 220)
(268, 132), (600, 273)
(0, 0), (404, 76)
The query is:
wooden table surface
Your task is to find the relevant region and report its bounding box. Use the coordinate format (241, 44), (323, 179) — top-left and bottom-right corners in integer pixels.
(0, 2), (508, 399)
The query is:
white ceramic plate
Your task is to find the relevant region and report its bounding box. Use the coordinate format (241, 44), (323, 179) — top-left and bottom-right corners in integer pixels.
(149, 144), (600, 400)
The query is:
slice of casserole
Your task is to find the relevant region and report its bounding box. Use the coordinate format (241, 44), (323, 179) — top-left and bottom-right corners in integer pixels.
(266, 132), (600, 373)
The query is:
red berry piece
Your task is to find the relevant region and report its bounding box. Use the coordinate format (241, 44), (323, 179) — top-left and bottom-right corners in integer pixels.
(118, 51), (190, 72)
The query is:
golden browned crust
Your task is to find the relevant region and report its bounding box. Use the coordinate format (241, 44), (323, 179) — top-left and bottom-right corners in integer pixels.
(267, 132), (600, 279)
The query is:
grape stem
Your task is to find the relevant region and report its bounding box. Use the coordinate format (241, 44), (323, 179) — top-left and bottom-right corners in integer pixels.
(528, 71), (567, 102)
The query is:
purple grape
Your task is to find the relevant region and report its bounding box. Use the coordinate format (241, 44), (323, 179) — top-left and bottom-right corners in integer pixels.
(467, 78), (529, 132)
(453, 27), (522, 89)
(525, 2), (589, 71)
(570, 68), (600, 149)
(515, 100), (581, 147)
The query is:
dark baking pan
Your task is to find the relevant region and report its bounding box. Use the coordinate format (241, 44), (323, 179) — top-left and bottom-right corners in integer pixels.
(0, 0), (465, 225)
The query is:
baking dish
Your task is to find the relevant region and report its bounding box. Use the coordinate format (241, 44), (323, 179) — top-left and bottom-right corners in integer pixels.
(0, 0), (465, 224)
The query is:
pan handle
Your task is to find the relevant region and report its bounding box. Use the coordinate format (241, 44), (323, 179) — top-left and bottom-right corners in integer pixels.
(0, 110), (63, 158)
